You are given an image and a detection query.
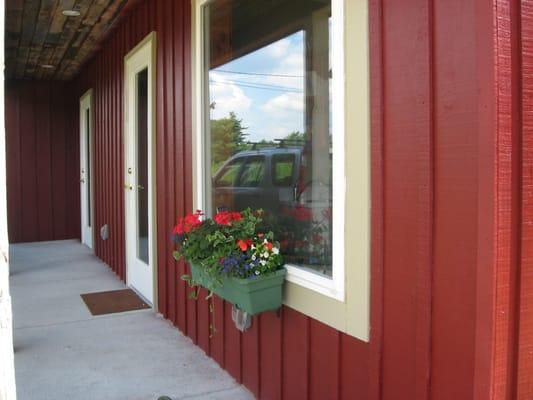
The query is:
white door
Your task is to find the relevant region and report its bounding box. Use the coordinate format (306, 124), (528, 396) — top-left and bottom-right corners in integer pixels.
(124, 33), (156, 306)
(80, 90), (93, 249)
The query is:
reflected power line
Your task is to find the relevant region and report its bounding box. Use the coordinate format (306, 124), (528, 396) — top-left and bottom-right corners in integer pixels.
(215, 69), (303, 78)
(209, 79), (302, 93)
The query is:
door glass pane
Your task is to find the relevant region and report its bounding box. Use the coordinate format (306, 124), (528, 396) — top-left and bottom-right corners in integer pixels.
(204, 0), (333, 277)
(85, 108), (91, 227)
(136, 68), (149, 264)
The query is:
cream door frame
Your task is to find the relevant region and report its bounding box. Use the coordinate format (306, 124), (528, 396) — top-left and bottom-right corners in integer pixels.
(124, 32), (158, 308)
(80, 89), (94, 249)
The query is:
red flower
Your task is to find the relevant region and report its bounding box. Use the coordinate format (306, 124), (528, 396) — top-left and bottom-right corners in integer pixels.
(237, 239), (252, 251)
(322, 207), (332, 220)
(292, 206), (313, 222)
(312, 234), (323, 244)
(231, 212), (242, 222)
(174, 210), (203, 234)
(265, 242), (273, 251)
(214, 211), (242, 226)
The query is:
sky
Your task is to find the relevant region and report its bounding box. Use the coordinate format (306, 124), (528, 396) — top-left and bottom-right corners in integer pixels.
(208, 31), (305, 143)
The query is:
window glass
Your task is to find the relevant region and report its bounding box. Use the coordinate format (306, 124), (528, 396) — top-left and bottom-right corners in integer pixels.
(136, 68), (149, 264)
(215, 158), (244, 187)
(272, 154), (295, 187)
(238, 156), (265, 187)
(204, 0), (333, 277)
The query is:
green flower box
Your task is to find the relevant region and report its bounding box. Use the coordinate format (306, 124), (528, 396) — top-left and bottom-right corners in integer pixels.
(190, 264), (286, 315)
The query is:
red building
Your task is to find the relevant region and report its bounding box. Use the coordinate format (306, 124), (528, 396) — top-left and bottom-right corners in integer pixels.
(4, 0), (533, 399)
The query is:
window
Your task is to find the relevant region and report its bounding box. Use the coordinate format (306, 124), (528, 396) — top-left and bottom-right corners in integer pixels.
(215, 158), (244, 187)
(202, 0), (339, 283)
(195, 0), (370, 341)
(238, 156), (265, 187)
(272, 154), (295, 187)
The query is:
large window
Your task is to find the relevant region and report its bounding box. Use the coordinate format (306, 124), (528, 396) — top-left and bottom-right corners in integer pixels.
(196, 0), (370, 340)
(201, 0), (343, 296)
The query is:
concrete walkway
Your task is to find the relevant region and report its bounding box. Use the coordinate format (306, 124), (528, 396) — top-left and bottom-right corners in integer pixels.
(10, 240), (253, 400)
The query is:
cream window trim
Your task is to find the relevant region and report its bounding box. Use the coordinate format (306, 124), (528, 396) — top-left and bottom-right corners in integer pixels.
(191, 0), (370, 341)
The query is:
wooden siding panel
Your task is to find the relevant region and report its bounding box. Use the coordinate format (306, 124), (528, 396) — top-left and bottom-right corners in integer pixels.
(340, 333), (370, 400)
(432, 1), (482, 399)
(174, 0), (188, 334)
(210, 296), (225, 367)
(309, 319), (340, 400)
(34, 83), (53, 240)
(65, 1), (514, 400)
(282, 308), (308, 400)
(242, 315), (260, 398)
(259, 312), (282, 400)
(19, 83), (38, 242)
(6, 81), (80, 243)
(5, 83), (22, 243)
(381, 0), (433, 398)
(518, 0), (533, 397)
(155, 0), (168, 319)
(224, 301), (242, 382)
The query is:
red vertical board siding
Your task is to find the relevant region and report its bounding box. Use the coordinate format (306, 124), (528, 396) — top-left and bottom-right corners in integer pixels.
(368, 0), (385, 398)
(431, 0), (479, 399)
(282, 308), (308, 400)
(309, 320), (340, 400)
(381, 0), (433, 398)
(210, 296), (225, 367)
(174, 0), (188, 334)
(164, 0), (177, 327)
(64, 0), (528, 399)
(242, 315), (260, 398)
(259, 312), (282, 400)
(224, 301), (242, 382)
(5, 81), (80, 243)
(518, 0), (533, 397)
(19, 83), (38, 242)
(35, 83), (53, 240)
(155, 0), (168, 319)
(5, 83), (22, 242)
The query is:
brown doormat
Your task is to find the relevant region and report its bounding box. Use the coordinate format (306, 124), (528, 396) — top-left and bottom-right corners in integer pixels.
(81, 289), (151, 316)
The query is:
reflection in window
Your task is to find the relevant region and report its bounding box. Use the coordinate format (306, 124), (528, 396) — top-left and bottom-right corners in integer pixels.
(238, 156), (265, 187)
(136, 68), (149, 264)
(204, 0), (333, 277)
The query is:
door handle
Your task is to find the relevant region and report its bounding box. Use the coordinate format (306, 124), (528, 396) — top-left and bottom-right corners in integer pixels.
(124, 184), (133, 190)
(137, 185), (145, 190)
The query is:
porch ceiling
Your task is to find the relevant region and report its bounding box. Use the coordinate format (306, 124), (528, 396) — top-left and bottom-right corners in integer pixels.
(5, 0), (136, 81)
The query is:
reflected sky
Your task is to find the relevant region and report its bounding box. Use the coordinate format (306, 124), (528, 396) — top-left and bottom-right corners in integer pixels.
(209, 31), (305, 142)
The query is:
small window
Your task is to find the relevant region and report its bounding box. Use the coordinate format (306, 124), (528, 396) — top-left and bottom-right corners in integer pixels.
(272, 154), (295, 187)
(238, 156), (265, 187)
(215, 158), (244, 187)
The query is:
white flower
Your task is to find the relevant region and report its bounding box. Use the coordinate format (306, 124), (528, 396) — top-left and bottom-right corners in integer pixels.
(251, 255), (256, 261)
(251, 245), (256, 250)
(263, 252), (269, 258)
(255, 270), (260, 275)
(260, 260), (267, 266)
(272, 247), (279, 255)
(263, 239), (268, 244)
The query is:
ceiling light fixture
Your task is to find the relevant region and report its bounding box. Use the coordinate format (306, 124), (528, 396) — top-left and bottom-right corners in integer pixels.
(62, 9), (81, 17)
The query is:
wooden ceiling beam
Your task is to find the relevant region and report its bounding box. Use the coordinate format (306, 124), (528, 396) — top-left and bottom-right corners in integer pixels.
(61, 0), (128, 80)
(14, 0), (40, 79)
(24, 0), (59, 79)
(5, 0), (134, 80)
(42, 0), (95, 80)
